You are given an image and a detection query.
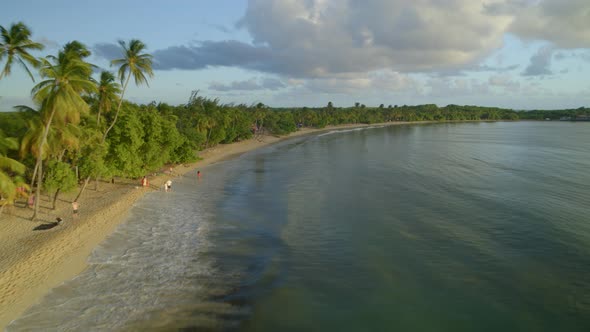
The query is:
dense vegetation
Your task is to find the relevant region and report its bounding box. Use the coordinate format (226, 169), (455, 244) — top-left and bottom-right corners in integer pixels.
(0, 22), (587, 218)
(516, 107), (590, 120)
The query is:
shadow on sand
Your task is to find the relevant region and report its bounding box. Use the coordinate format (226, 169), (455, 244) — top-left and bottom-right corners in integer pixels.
(33, 218), (63, 231)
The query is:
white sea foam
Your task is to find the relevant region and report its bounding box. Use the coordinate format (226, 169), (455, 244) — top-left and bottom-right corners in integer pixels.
(316, 126), (384, 137)
(7, 169), (236, 331)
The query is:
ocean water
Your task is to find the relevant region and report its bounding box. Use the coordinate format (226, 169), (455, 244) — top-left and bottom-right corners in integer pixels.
(8, 122), (590, 331)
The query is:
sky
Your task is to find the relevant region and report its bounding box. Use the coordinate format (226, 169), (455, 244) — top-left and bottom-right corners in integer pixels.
(1, 0), (589, 110)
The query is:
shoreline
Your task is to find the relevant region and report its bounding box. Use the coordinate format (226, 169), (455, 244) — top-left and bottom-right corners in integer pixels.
(0, 119), (513, 328)
(0, 121), (420, 328)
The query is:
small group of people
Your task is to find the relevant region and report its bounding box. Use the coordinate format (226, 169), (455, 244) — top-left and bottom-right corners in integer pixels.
(163, 170), (202, 192)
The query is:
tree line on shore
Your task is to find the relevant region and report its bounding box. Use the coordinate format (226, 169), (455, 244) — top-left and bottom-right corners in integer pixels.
(0, 21), (587, 219)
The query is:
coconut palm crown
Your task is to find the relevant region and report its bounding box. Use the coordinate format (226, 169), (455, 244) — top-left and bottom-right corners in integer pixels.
(102, 39), (153, 141)
(111, 39), (154, 88)
(0, 22), (44, 81)
(96, 71), (121, 126)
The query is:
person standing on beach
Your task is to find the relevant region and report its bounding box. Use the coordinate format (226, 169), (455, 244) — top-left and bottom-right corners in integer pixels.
(72, 200), (79, 219)
(197, 171), (201, 179)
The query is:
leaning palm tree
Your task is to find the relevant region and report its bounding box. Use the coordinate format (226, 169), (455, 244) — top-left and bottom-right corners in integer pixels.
(103, 39), (153, 141)
(0, 129), (26, 216)
(0, 22), (44, 81)
(29, 46), (96, 220)
(74, 70), (121, 201)
(15, 105), (77, 190)
(96, 71), (121, 127)
(17, 110), (49, 191)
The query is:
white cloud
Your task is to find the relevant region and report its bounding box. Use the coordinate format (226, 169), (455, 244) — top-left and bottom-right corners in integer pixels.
(104, 0), (590, 81)
(235, 0), (514, 75)
(208, 77), (286, 91)
(508, 0), (590, 48)
(426, 77), (490, 97)
(135, 0), (520, 77)
(299, 70), (420, 94)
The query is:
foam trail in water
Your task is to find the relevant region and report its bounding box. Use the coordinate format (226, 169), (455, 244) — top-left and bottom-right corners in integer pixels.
(7, 168), (243, 331)
(316, 126), (384, 137)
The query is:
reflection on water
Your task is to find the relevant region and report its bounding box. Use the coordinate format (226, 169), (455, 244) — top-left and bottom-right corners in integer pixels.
(9, 122), (590, 331)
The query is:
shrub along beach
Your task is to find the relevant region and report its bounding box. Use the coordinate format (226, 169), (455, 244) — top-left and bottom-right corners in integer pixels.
(1, 21), (589, 328)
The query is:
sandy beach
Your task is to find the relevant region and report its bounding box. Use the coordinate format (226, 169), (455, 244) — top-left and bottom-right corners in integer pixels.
(0, 123), (413, 329)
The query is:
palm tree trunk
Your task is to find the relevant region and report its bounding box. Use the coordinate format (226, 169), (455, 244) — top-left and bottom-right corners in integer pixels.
(52, 188), (61, 210)
(31, 155), (43, 221)
(74, 176), (90, 202)
(206, 128), (212, 149)
(86, 73), (126, 204)
(29, 161), (39, 195)
(103, 74), (131, 142)
(58, 149), (66, 161)
(261, 120), (265, 136)
(31, 108), (57, 221)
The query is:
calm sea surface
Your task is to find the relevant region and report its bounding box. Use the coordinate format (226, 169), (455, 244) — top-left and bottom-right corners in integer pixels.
(8, 122), (590, 331)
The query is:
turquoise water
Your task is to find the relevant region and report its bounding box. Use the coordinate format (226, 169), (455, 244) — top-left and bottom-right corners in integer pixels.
(9, 122), (590, 331)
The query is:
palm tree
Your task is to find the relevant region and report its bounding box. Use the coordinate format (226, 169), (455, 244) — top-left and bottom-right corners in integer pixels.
(17, 109), (49, 191)
(0, 22), (44, 81)
(61, 40), (91, 59)
(29, 45), (96, 220)
(74, 69), (122, 201)
(103, 39), (153, 141)
(252, 103), (267, 139)
(96, 71), (121, 126)
(0, 129), (26, 216)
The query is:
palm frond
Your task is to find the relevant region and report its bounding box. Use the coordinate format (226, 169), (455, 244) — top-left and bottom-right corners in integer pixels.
(17, 55), (36, 81)
(0, 155), (25, 174)
(0, 55), (14, 78)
